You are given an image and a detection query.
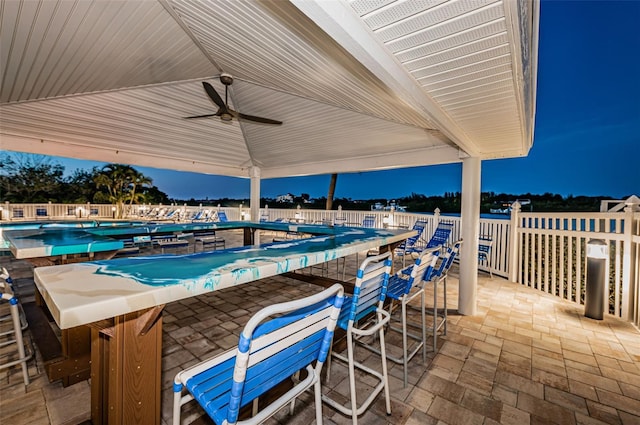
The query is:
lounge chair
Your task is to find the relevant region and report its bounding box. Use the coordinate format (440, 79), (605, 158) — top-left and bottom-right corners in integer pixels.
(216, 210), (229, 222)
(362, 214), (376, 228)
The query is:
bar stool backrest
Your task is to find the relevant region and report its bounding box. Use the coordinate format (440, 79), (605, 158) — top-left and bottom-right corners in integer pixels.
(338, 252), (392, 330)
(433, 239), (463, 279)
(174, 284), (344, 425)
(405, 247), (441, 293)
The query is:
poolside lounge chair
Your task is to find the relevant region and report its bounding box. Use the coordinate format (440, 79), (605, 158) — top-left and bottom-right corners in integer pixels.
(362, 215), (376, 228)
(333, 216), (347, 226)
(173, 284), (344, 425)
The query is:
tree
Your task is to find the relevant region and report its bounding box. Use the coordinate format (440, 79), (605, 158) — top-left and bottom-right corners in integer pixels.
(326, 173), (338, 210)
(63, 168), (100, 203)
(94, 164), (153, 218)
(127, 170), (153, 210)
(140, 185), (170, 205)
(0, 153), (65, 202)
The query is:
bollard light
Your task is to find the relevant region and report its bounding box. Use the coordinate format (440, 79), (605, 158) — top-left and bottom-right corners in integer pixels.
(585, 239), (608, 320)
(587, 240), (608, 259)
(112, 206), (116, 219)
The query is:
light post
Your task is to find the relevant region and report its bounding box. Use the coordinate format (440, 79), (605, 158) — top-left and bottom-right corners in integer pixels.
(294, 205), (302, 222)
(585, 239), (608, 320)
(112, 206), (116, 219)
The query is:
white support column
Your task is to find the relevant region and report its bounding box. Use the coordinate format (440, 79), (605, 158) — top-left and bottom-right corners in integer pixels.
(249, 167), (261, 245)
(508, 201), (522, 282)
(459, 157), (481, 316)
(621, 195), (639, 320)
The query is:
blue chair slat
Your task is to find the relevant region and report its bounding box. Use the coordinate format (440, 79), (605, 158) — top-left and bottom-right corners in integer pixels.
(322, 253), (392, 423)
(425, 222), (454, 249)
(190, 319), (332, 422)
(174, 284), (344, 425)
(217, 211), (228, 222)
(389, 247), (439, 299)
(395, 220), (426, 251)
(362, 215), (376, 228)
(366, 247), (440, 387)
(252, 297), (337, 337)
(241, 334), (326, 399)
(397, 221), (454, 267)
(386, 274), (410, 299)
(478, 236), (493, 277)
(337, 260), (389, 329)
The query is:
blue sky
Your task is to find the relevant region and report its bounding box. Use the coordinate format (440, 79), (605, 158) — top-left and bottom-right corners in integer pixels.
(23, 0), (640, 200)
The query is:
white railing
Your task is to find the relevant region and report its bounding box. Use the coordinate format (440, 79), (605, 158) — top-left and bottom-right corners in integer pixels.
(0, 202), (118, 220)
(2, 200), (638, 326)
(510, 200), (640, 326)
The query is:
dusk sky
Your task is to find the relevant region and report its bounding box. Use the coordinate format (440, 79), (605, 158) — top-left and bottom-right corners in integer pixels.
(20, 0), (640, 201)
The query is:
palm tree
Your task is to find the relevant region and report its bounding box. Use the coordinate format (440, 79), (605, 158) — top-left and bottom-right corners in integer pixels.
(94, 164), (152, 218)
(127, 170), (153, 214)
(326, 173), (338, 210)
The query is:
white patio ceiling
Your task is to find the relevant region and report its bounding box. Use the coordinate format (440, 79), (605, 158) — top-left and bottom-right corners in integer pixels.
(0, 0), (538, 180)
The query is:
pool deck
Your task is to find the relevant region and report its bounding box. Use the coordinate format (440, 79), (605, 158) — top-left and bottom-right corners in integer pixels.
(1, 229), (639, 425)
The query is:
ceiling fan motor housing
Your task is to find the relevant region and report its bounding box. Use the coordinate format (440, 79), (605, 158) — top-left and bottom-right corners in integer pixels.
(220, 73), (233, 86)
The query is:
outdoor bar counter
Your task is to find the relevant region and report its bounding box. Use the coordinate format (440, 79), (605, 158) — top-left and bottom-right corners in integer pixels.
(31, 222), (415, 424)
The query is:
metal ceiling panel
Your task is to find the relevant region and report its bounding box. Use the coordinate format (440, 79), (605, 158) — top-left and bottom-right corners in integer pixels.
(232, 82), (445, 171)
(1, 81), (249, 168)
(346, 0), (532, 155)
(348, 0), (398, 16)
(167, 0), (436, 129)
(386, 2), (505, 54)
(375, 0), (498, 43)
(405, 33), (510, 74)
(360, 0), (450, 30)
(0, 0), (213, 103)
(1, 0), (538, 177)
(421, 58), (512, 90)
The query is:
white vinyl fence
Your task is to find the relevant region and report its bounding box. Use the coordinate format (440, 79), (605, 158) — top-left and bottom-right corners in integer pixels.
(510, 201), (640, 326)
(2, 199), (638, 326)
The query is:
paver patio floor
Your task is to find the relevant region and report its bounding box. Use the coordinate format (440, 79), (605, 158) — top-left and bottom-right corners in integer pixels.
(1, 229), (639, 424)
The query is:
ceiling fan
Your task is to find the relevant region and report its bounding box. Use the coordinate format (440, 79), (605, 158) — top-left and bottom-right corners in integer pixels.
(185, 74), (282, 125)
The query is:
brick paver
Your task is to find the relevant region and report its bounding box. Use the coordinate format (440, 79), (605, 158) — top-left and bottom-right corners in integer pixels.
(1, 229), (639, 424)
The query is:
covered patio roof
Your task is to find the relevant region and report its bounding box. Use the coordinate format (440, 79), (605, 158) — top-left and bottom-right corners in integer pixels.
(0, 0), (538, 179)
